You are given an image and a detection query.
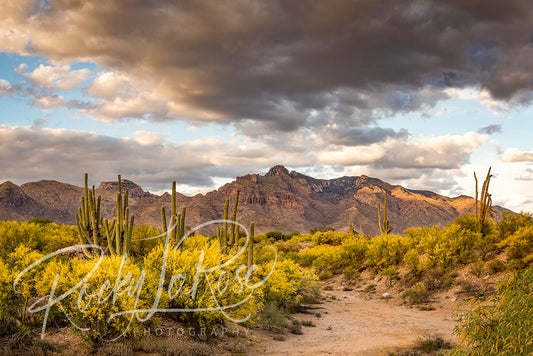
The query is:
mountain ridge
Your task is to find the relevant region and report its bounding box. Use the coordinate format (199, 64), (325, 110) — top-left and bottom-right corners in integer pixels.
(0, 166), (505, 235)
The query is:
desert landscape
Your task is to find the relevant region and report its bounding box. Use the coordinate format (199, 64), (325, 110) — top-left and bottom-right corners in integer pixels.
(1, 0), (533, 355)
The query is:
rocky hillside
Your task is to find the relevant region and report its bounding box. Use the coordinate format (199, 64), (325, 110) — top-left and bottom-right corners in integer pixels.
(0, 166), (505, 235)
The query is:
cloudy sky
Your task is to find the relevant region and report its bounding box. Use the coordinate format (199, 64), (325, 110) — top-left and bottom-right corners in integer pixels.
(1, 0), (533, 212)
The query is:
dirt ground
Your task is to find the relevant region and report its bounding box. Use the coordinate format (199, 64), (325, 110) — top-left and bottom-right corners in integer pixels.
(245, 283), (459, 356)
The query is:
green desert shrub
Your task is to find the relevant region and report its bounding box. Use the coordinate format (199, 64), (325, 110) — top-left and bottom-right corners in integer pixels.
(401, 282), (430, 304)
(453, 266), (533, 355)
(486, 259), (506, 274)
(498, 225), (533, 264)
(498, 211), (533, 241)
(266, 231), (285, 241)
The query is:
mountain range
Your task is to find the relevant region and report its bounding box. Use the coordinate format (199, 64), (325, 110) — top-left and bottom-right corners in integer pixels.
(0, 165), (504, 235)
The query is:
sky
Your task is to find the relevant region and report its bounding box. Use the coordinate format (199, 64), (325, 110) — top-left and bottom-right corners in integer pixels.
(0, 0), (533, 212)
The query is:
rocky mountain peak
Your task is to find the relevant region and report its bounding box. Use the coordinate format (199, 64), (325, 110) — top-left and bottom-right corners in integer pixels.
(266, 165), (290, 177)
(0, 181), (19, 191)
(98, 179), (146, 198)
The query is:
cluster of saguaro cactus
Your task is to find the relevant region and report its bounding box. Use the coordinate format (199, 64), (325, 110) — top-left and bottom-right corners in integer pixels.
(474, 167), (494, 233)
(215, 190), (254, 268)
(378, 189), (393, 235)
(217, 190), (240, 253)
(104, 175), (134, 255)
(75, 173), (103, 258)
(75, 173), (134, 257)
(160, 181), (186, 241)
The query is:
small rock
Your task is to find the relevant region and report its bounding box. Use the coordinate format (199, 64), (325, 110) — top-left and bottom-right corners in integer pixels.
(451, 297), (457, 302)
(382, 292), (392, 299)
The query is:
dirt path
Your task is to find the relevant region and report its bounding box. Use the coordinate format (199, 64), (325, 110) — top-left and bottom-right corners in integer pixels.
(246, 288), (458, 355)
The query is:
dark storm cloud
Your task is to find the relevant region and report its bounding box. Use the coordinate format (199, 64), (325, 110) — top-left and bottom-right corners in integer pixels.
(2, 0), (533, 133)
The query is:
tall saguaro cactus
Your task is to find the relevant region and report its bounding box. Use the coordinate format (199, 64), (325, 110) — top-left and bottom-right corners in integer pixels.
(378, 189), (393, 235)
(247, 222), (254, 270)
(75, 173), (134, 256)
(103, 175), (134, 255)
(75, 173), (103, 258)
(161, 181), (186, 242)
(217, 190), (241, 254)
(474, 167), (494, 234)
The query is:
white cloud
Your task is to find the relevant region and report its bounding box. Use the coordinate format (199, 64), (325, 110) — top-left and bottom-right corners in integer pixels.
(80, 96), (170, 122)
(25, 64), (91, 90)
(15, 63), (27, 73)
(0, 79), (14, 95)
(33, 94), (65, 109)
(317, 144), (386, 165)
(133, 130), (169, 146)
(317, 132), (487, 170)
(500, 148), (533, 162)
(85, 71), (136, 99)
(0, 125), (287, 190)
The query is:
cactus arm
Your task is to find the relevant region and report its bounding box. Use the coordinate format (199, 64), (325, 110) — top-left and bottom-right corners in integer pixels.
(247, 222), (254, 271)
(116, 191), (122, 254)
(103, 219), (116, 255)
(75, 212), (93, 258)
(125, 215), (133, 255)
(180, 207), (186, 238)
(84, 173), (89, 226)
(230, 191), (240, 246)
(89, 188), (99, 246)
(474, 172), (479, 218)
(161, 206), (168, 233)
(377, 189), (393, 235)
(171, 181), (177, 240)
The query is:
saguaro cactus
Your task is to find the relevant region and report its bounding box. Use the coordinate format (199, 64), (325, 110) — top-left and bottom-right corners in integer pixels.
(103, 175), (134, 255)
(161, 181), (186, 241)
(75, 173), (103, 258)
(247, 222), (254, 271)
(217, 190), (241, 254)
(474, 167), (494, 234)
(75, 174), (134, 256)
(378, 189), (393, 235)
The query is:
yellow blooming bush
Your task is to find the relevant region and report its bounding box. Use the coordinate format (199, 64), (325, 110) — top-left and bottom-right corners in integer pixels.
(143, 234), (264, 330)
(0, 246), (45, 330)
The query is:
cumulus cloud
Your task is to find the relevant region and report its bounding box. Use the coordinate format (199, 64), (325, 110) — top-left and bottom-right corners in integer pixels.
(0, 79), (15, 95)
(1, 0), (532, 133)
(80, 96), (171, 122)
(33, 94), (65, 109)
(0, 125), (489, 194)
(25, 64), (91, 90)
(85, 71), (137, 100)
(318, 132), (488, 170)
(133, 130), (169, 146)
(501, 148), (533, 162)
(0, 125), (296, 190)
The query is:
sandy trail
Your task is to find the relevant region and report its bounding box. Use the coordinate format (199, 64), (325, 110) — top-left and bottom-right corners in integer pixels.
(247, 288), (457, 355)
